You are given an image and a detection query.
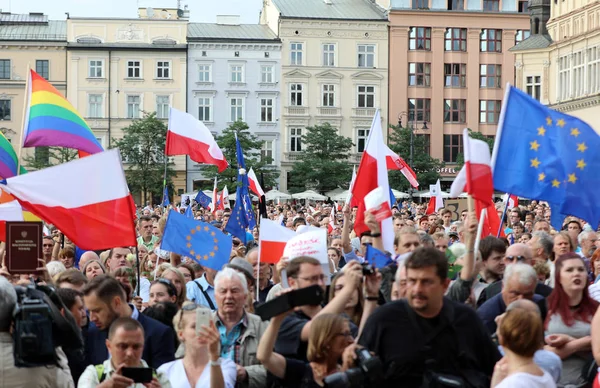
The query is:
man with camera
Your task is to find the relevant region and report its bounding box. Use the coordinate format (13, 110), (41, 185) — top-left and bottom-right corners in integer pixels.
(359, 247), (501, 388)
(78, 317), (170, 388)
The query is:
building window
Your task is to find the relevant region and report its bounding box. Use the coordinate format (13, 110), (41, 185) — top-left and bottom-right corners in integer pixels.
(357, 129), (370, 152)
(35, 147), (50, 165)
(558, 55), (571, 100)
(290, 128), (302, 152)
(417, 134), (431, 155)
(230, 65), (243, 83)
(518, 0), (528, 12)
(408, 98), (431, 122)
(0, 99), (10, 120)
(261, 65), (274, 83)
(572, 51), (585, 98)
(480, 64), (502, 88)
(260, 98), (274, 122)
(526, 76), (541, 100)
(515, 30), (531, 44)
(357, 86), (375, 108)
(127, 60), (141, 78)
(290, 42), (303, 65)
(261, 140), (274, 164)
(588, 46), (600, 95)
(445, 28), (467, 51)
(198, 97), (211, 122)
(322, 84), (335, 107)
(88, 60), (103, 78)
(408, 63), (431, 86)
(0, 60), (10, 80)
(36, 60), (49, 79)
(409, 27), (431, 51)
(88, 94), (103, 118)
(443, 99), (466, 123)
(198, 64), (211, 82)
(443, 135), (463, 163)
(480, 29), (502, 52)
(357, 44), (375, 67)
(447, 0), (464, 10)
(322, 44), (335, 67)
(479, 100), (501, 123)
(290, 84), (303, 106)
(483, 0), (499, 11)
(412, 0), (428, 8)
(127, 95), (141, 118)
(156, 61), (170, 79)
(444, 63), (467, 87)
(230, 98), (244, 122)
(156, 95), (169, 119)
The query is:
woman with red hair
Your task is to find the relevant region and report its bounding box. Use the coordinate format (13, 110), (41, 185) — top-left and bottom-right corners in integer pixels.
(545, 252), (599, 387)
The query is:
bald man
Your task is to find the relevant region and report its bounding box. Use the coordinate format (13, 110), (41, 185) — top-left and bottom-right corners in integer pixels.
(78, 251), (100, 270)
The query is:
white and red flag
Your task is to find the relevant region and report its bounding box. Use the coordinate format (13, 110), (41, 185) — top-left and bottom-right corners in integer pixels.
(222, 186), (230, 209)
(258, 218), (297, 264)
(166, 107), (228, 172)
(503, 193), (519, 209)
(426, 179), (444, 214)
(385, 146), (419, 188)
(351, 110), (394, 253)
(0, 149), (136, 250)
(247, 167), (264, 198)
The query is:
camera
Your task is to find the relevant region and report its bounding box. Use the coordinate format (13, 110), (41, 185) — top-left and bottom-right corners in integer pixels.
(324, 347), (383, 388)
(361, 263), (375, 276)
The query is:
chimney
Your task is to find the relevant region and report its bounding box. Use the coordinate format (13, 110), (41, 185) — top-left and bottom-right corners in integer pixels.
(216, 15), (241, 25)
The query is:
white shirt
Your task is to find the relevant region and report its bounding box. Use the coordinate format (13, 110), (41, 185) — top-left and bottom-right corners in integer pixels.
(78, 359), (171, 388)
(157, 358), (236, 388)
(495, 371), (556, 388)
(589, 282), (600, 303)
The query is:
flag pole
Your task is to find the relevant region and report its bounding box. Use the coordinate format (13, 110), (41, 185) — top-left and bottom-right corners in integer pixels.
(17, 65), (31, 175)
(497, 197), (510, 237)
(135, 245), (141, 297)
(162, 153), (168, 210)
(474, 208), (486, 256)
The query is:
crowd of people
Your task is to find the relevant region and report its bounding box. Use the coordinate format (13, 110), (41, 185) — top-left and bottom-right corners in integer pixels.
(2, 198), (600, 388)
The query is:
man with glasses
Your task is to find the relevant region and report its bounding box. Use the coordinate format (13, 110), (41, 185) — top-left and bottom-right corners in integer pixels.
(274, 257), (364, 362)
(42, 236), (55, 263)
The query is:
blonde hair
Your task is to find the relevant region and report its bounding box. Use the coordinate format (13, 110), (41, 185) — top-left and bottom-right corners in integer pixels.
(155, 263), (173, 279)
(307, 313), (347, 363)
(161, 267), (187, 307)
(99, 250), (110, 267)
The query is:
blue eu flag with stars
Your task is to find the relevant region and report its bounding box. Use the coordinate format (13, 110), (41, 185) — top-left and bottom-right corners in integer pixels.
(493, 86), (600, 228)
(162, 187), (170, 207)
(195, 190), (212, 209)
(161, 210), (232, 271)
(225, 189), (251, 244)
(365, 244), (393, 269)
(234, 134), (256, 229)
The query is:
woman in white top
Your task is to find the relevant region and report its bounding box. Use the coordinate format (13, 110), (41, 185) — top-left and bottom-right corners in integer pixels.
(492, 307), (556, 388)
(158, 303), (236, 388)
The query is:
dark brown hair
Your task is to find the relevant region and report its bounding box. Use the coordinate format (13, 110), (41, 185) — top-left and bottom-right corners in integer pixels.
(108, 317), (144, 340)
(405, 247), (448, 281)
(83, 274), (127, 305)
(287, 256), (321, 279)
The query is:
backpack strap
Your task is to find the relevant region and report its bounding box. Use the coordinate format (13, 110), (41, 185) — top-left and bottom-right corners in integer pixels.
(95, 364), (107, 383)
(193, 280), (216, 310)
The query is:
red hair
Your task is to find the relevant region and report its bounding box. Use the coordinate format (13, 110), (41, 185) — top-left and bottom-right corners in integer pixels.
(546, 252), (599, 328)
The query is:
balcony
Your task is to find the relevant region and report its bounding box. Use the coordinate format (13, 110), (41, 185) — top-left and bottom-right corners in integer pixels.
(352, 108), (376, 117)
(317, 107), (341, 116)
(283, 152), (303, 162)
(284, 106), (308, 116)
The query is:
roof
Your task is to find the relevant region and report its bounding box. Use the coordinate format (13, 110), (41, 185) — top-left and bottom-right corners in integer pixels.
(271, 0), (387, 20)
(67, 42), (187, 50)
(0, 12), (47, 24)
(187, 23), (279, 42)
(509, 34), (553, 51)
(0, 20), (66, 41)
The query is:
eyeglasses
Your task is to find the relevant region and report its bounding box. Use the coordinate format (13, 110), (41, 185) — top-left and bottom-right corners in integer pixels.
(505, 255), (526, 263)
(296, 274), (326, 283)
(335, 331), (353, 339)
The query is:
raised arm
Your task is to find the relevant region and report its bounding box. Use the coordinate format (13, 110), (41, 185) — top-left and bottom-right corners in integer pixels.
(257, 313), (288, 379)
(460, 212), (478, 281)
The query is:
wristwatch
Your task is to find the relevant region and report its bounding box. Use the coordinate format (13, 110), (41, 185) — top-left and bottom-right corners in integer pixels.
(210, 358), (222, 366)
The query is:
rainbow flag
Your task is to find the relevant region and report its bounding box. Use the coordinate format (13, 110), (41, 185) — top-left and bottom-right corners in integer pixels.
(23, 69), (104, 155)
(0, 132), (26, 179)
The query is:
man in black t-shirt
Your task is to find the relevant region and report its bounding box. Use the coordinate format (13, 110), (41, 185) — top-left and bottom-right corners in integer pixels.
(359, 247), (500, 388)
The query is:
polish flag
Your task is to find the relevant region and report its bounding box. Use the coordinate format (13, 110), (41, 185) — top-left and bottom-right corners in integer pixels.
(217, 190), (225, 211)
(346, 165), (357, 205)
(426, 179), (444, 214)
(328, 204), (336, 233)
(0, 149), (136, 250)
(247, 167), (264, 198)
(259, 218), (296, 264)
(351, 110), (394, 253)
(503, 193), (519, 209)
(166, 107), (228, 172)
(222, 186), (230, 209)
(384, 146), (419, 188)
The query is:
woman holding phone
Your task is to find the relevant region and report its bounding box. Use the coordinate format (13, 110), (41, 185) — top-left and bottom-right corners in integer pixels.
(158, 303), (236, 388)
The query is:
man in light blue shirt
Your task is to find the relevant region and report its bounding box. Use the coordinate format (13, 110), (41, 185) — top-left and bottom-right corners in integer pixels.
(186, 268), (218, 310)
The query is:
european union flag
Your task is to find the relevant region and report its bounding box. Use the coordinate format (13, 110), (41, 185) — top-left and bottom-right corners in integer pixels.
(161, 210), (232, 271)
(195, 190), (212, 209)
(493, 86), (600, 228)
(365, 244), (393, 269)
(184, 204), (194, 219)
(162, 187), (170, 207)
(234, 134), (256, 230)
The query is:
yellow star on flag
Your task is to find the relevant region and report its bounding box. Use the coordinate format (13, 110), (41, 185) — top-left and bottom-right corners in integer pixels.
(577, 159), (586, 170)
(530, 158), (541, 168)
(190, 229), (195, 234)
(571, 128), (580, 137)
(210, 232), (215, 236)
(530, 140), (540, 151)
(577, 142), (587, 152)
(203, 255), (208, 260)
(210, 252), (215, 257)
(537, 126), (546, 136)
(214, 246), (218, 251)
(204, 226), (209, 231)
(196, 255), (201, 261)
(546, 117), (552, 126)
(568, 173), (577, 183)
(538, 173), (545, 181)
(190, 250), (195, 255)
(196, 226), (201, 231)
(556, 118), (566, 127)
(186, 243), (192, 248)
(186, 236), (191, 241)
(552, 179), (560, 188)
(213, 238), (218, 243)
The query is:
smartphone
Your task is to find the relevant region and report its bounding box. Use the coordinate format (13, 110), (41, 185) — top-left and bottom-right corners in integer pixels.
(195, 308), (212, 336)
(121, 367), (153, 383)
(255, 285), (324, 321)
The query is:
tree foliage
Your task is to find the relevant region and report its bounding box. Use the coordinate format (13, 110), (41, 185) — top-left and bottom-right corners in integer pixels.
(113, 112), (175, 204)
(201, 120), (279, 191)
(387, 124), (443, 191)
(22, 147), (78, 170)
(455, 129), (495, 169)
(289, 123), (354, 193)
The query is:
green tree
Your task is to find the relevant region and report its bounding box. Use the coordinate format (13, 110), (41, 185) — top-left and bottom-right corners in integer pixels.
(387, 124), (443, 192)
(113, 112), (175, 204)
(288, 122), (354, 193)
(22, 147), (78, 170)
(455, 129), (495, 169)
(201, 120), (279, 191)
